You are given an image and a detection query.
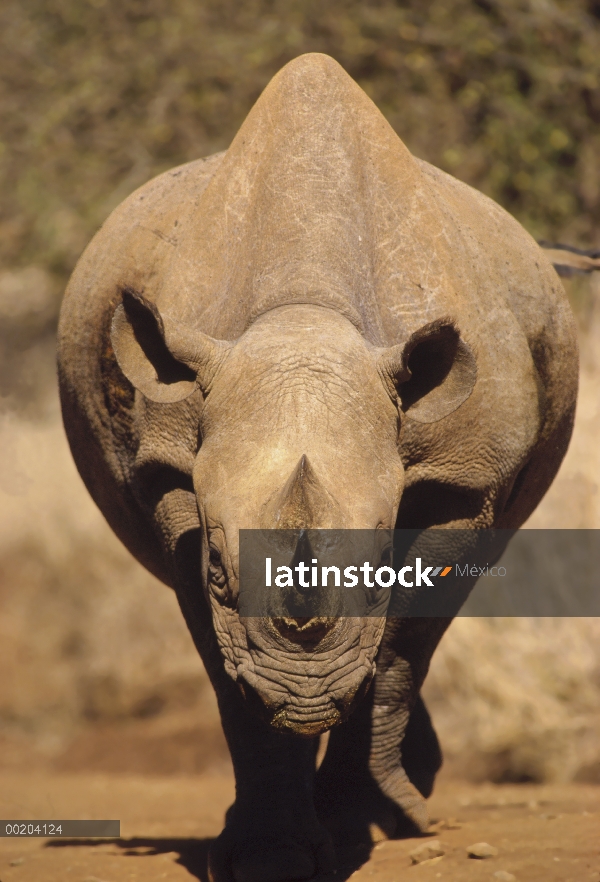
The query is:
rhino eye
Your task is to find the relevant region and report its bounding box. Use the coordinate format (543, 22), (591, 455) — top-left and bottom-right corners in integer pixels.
(209, 546), (226, 586)
(207, 542), (232, 603)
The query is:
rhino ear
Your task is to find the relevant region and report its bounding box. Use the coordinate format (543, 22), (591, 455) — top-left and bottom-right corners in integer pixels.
(378, 318), (477, 423)
(110, 287), (231, 403)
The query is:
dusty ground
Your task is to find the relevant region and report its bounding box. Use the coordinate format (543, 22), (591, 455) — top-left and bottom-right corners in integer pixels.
(0, 769), (598, 882)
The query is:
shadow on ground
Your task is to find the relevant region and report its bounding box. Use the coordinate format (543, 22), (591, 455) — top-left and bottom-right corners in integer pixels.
(45, 837), (212, 882)
(44, 835), (377, 881)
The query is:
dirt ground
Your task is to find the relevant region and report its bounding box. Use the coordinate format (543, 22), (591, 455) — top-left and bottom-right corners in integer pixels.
(0, 768), (598, 882)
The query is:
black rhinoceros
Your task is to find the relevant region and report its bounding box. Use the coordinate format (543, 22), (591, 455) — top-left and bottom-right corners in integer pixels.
(57, 53), (577, 882)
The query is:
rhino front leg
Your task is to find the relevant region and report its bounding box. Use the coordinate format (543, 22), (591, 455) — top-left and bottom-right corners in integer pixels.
(315, 617), (448, 846)
(400, 690), (442, 800)
(167, 531), (335, 882)
(208, 686), (336, 882)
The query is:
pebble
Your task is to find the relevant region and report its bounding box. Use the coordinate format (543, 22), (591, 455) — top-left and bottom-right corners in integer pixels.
(368, 823), (388, 843)
(410, 839), (446, 864)
(467, 841), (499, 859)
(9, 858), (24, 866)
(431, 817), (462, 831)
(493, 872), (516, 881)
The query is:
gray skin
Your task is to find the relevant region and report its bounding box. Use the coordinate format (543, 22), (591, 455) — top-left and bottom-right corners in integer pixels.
(57, 54), (578, 882)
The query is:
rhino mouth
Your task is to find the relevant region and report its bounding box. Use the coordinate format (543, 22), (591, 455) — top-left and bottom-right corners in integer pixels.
(271, 615), (337, 645)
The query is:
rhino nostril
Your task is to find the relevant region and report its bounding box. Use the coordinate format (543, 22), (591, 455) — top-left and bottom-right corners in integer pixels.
(272, 616), (335, 644)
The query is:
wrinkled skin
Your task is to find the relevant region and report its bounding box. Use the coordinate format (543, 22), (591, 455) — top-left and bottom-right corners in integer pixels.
(58, 54), (578, 882)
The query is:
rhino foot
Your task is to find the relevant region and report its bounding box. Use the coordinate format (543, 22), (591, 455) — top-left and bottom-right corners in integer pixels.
(315, 700), (435, 849)
(208, 815), (336, 882)
(316, 772), (429, 854)
(375, 770), (431, 835)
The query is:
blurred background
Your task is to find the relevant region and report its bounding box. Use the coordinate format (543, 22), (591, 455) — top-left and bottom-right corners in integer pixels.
(0, 0), (599, 784)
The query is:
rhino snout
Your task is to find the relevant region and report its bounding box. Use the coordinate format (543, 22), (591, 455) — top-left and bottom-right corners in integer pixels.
(234, 642), (376, 736)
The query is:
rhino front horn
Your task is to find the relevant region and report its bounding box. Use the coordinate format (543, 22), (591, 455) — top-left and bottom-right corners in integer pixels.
(271, 454), (339, 529)
(110, 287), (232, 403)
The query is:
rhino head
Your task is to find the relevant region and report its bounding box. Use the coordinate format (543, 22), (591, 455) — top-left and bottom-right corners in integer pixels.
(108, 285), (476, 734)
(58, 53), (576, 739)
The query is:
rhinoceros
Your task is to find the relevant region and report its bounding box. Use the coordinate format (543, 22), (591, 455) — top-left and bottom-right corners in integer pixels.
(57, 53), (577, 882)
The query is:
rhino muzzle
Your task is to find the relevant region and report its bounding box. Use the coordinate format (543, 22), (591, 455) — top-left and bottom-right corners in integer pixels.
(235, 648), (376, 736)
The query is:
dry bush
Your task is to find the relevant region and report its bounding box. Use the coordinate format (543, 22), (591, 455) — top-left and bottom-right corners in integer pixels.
(424, 617), (600, 783)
